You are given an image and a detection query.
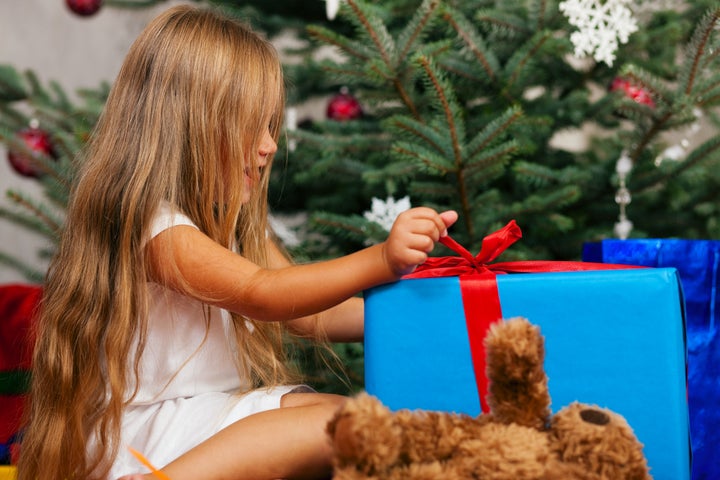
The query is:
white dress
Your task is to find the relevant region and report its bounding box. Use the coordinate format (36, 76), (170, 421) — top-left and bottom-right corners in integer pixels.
(105, 203), (297, 479)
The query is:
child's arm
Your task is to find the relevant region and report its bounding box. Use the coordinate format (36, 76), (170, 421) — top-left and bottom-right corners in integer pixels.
(146, 207), (457, 323)
(265, 239), (364, 342)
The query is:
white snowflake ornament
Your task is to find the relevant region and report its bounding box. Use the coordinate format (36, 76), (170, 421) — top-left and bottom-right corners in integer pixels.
(364, 196), (411, 233)
(560, 0), (638, 66)
(326, 0), (343, 20)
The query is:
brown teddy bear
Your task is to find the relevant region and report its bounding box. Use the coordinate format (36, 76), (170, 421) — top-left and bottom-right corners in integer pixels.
(327, 317), (651, 480)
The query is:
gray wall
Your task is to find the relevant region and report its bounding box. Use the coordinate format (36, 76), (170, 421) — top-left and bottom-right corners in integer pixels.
(0, 0), (188, 283)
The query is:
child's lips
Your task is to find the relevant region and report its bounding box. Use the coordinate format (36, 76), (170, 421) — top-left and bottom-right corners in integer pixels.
(244, 167), (263, 183)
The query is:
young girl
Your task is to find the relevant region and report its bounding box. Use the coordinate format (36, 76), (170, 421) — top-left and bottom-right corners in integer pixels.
(17, 5), (456, 480)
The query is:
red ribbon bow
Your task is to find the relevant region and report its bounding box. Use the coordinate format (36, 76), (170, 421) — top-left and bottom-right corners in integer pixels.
(403, 220), (639, 413)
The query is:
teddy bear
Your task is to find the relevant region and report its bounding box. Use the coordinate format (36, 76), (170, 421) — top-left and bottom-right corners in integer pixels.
(326, 317), (651, 480)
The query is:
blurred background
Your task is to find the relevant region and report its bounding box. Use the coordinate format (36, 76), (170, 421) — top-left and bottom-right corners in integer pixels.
(0, 0), (188, 283)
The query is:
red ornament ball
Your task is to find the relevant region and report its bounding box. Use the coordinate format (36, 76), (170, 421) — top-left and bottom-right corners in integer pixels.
(327, 89), (363, 121)
(7, 127), (57, 178)
(65, 0), (102, 17)
(610, 77), (655, 108)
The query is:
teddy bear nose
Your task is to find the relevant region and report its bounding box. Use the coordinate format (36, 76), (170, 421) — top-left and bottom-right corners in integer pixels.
(580, 408), (610, 425)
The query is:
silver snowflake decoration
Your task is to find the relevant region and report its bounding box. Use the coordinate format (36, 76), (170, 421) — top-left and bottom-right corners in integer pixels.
(560, 0), (639, 66)
(364, 196), (411, 233)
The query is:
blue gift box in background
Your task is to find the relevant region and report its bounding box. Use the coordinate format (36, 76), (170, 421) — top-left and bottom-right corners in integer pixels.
(365, 268), (689, 480)
(584, 239), (720, 480)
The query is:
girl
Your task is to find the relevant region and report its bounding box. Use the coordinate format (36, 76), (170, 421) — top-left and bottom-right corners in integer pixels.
(17, 5), (456, 480)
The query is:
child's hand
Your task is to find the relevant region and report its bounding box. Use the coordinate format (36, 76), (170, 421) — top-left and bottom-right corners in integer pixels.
(382, 207), (458, 277)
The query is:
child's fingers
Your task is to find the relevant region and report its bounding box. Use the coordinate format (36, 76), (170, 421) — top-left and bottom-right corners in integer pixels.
(405, 232), (436, 253)
(384, 207), (456, 276)
(409, 207), (457, 238)
(439, 210), (458, 236)
(397, 208), (454, 239)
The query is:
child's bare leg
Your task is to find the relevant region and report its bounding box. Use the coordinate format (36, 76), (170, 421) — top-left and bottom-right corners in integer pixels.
(120, 392), (345, 480)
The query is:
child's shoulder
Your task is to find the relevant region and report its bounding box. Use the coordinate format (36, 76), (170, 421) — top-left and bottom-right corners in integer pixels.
(148, 201), (198, 241)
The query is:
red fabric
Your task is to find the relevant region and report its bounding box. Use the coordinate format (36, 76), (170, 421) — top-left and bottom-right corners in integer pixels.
(403, 221), (641, 413)
(0, 284), (42, 447)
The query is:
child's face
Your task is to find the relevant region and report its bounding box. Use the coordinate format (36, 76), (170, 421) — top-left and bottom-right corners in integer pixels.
(243, 127), (277, 203)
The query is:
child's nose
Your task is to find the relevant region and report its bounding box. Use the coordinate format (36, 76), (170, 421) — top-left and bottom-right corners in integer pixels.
(259, 130), (277, 161)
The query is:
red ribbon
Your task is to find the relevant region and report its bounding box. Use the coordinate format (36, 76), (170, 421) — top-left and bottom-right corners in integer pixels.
(403, 220), (640, 413)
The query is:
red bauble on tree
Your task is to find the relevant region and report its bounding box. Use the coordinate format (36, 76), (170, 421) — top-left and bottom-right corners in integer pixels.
(326, 87), (363, 121)
(65, 0), (102, 17)
(7, 126), (57, 178)
(610, 77), (655, 108)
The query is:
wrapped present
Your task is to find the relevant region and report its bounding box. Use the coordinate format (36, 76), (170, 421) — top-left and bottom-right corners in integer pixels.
(584, 239), (719, 480)
(365, 222), (689, 480)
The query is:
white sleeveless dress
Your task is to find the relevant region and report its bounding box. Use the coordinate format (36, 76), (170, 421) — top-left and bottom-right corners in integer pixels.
(105, 202), (297, 479)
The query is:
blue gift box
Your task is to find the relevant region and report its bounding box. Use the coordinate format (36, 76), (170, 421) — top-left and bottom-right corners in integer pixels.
(584, 239), (720, 480)
(365, 268), (689, 480)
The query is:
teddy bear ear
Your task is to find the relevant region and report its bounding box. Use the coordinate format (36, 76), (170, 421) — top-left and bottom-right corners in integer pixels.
(551, 403), (651, 479)
(579, 408), (610, 426)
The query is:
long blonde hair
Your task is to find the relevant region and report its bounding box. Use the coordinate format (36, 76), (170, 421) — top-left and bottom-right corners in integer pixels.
(18, 6), (292, 479)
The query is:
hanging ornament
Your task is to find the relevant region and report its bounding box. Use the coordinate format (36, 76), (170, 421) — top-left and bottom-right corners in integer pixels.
(655, 107), (703, 166)
(65, 0), (102, 17)
(613, 150), (633, 239)
(610, 77), (655, 108)
(559, 0), (638, 66)
(326, 87), (363, 121)
(7, 121), (57, 178)
(325, 0), (344, 20)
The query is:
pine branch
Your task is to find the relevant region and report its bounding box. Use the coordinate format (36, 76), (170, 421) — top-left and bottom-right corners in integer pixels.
(503, 31), (551, 96)
(466, 106), (523, 160)
(384, 115), (447, 156)
(307, 26), (373, 61)
(0, 64), (27, 102)
(392, 141), (453, 174)
(513, 162), (558, 190)
(363, 161), (417, 186)
(474, 10), (530, 37)
(464, 142), (519, 182)
(502, 185), (583, 218)
(529, 0), (549, 31)
(346, 0), (395, 69)
(441, 6), (500, 83)
(396, 0), (441, 63)
(311, 1), (423, 119)
(408, 181), (455, 200)
(416, 55), (463, 164)
(3, 190), (63, 240)
(680, 7), (720, 97)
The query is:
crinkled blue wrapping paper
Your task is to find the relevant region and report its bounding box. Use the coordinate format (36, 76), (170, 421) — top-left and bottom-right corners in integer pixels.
(583, 240), (720, 480)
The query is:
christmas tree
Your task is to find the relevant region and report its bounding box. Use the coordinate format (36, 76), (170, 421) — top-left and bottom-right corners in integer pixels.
(277, 0), (720, 262)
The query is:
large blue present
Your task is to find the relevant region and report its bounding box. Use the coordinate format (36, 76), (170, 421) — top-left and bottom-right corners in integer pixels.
(584, 239), (720, 480)
(365, 223), (690, 480)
